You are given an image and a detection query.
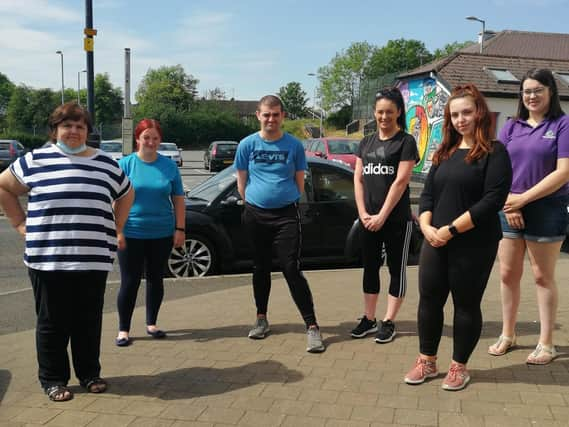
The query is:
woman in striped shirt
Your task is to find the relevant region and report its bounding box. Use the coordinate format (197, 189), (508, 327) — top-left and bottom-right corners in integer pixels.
(0, 103), (134, 402)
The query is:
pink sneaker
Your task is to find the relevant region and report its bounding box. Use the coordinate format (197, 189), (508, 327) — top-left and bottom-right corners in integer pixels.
(442, 362), (470, 391)
(404, 356), (438, 385)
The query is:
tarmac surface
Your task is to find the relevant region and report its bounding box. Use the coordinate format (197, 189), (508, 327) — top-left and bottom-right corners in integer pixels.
(1, 258), (569, 426)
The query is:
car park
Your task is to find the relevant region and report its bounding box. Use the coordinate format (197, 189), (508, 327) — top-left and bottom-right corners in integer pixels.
(0, 139), (27, 170)
(203, 141), (238, 172)
(158, 142), (183, 167)
(305, 137), (360, 169)
(167, 157), (421, 277)
(99, 140), (123, 161)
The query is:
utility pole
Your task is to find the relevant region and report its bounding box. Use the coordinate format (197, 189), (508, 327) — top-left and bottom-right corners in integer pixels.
(84, 0), (100, 147)
(122, 48), (133, 156)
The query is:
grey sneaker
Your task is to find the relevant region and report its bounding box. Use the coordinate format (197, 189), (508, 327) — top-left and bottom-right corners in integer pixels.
(248, 317), (270, 339)
(306, 327), (325, 353)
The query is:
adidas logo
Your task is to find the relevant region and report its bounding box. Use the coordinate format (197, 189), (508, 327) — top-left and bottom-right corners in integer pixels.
(363, 163), (395, 175)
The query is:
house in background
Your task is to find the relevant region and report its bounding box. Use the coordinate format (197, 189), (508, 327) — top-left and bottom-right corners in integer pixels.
(395, 30), (569, 175)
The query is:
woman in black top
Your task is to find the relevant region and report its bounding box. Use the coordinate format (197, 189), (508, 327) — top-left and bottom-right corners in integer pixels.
(351, 87), (418, 343)
(404, 84), (512, 391)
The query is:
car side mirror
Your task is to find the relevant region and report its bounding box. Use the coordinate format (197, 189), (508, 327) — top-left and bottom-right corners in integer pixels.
(314, 151), (325, 158)
(221, 195), (244, 206)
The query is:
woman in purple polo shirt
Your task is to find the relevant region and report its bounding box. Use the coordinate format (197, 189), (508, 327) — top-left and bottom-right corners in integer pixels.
(489, 69), (569, 364)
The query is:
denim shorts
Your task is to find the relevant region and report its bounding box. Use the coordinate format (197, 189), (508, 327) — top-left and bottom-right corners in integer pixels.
(499, 195), (569, 242)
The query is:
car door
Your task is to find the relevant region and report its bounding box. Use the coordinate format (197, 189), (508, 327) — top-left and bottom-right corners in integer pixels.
(308, 164), (358, 255)
(296, 168), (322, 257)
(216, 186), (252, 260)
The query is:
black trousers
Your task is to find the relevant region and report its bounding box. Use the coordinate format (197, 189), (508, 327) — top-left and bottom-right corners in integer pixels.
(28, 268), (107, 390)
(243, 203), (317, 327)
(117, 236), (173, 331)
(360, 220), (412, 297)
(417, 240), (498, 364)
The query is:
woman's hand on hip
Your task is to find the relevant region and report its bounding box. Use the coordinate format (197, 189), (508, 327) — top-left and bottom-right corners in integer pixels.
(505, 210), (525, 229)
(503, 193), (528, 213)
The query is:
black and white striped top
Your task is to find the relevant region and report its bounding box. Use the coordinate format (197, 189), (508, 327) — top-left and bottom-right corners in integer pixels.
(10, 145), (131, 271)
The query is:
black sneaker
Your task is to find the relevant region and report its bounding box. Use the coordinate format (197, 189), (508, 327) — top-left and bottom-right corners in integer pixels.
(375, 320), (396, 343)
(350, 316), (378, 338)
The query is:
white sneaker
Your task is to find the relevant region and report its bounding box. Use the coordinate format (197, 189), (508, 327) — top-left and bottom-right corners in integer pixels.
(306, 327), (325, 353)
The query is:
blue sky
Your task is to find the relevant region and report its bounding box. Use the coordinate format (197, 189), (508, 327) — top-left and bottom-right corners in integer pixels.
(1, 0), (568, 103)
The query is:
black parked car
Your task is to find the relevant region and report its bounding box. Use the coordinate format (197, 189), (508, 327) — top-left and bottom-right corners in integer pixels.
(168, 157), (421, 277)
(203, 141), (238, 172)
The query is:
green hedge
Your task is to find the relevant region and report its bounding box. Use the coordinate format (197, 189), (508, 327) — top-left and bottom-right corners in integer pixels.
(0, 132), (48, 149)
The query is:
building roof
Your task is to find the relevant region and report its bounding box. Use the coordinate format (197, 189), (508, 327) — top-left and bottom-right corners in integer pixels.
(460, 30), (569, 60)
(397, 30), (569, 99)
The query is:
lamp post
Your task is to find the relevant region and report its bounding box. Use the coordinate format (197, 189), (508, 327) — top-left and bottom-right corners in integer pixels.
(77, 69), (86, 105)
(466, 16), (486, 54)
(55, 50), (64, 104)
(307, 73), (323, 137)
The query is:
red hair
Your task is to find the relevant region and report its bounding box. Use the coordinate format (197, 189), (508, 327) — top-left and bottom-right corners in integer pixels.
(134, 118), (163, 141)
(432, 84), (494, 165)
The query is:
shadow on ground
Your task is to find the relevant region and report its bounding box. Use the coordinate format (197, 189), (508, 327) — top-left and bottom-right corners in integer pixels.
(99, 360), (303, 400)
(0, 369), (11, 403)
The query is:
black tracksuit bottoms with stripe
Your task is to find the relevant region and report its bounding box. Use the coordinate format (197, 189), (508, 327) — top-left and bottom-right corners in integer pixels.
(242, 202), (317, 328)
(360, 219), (412, 297)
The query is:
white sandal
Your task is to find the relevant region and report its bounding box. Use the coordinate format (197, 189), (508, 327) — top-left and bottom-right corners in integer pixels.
(526, 343), (558, 365)
(488, 334), (516, 356)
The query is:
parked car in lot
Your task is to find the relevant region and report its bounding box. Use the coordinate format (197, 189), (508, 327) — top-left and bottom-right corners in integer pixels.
(158, 142), (183, 167)
(167, 157), (421, 277)
(0, 139), (27, 170)
(99, 140), (123, 161)
(203, 140), (238, 172)
(305, 137), (360, 169)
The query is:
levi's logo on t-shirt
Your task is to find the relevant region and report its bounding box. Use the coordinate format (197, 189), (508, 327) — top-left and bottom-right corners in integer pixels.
(363, 163), (395, 175)
(252, 150), (288, 163)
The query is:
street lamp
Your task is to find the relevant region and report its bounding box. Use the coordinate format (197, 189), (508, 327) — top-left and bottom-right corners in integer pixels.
(77, 70), (87, 105)
(466, 16), (486, 54)
(55, 50), (65, 104)
(307, 72), (323, 137)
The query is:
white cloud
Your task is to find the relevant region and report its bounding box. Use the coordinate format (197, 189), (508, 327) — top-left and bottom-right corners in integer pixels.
(0, 0), (81, 22)
(175, 12), (233, 49)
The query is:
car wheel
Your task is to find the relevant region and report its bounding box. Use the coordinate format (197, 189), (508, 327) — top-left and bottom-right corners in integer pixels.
(203, 157), (208, 169)
(167, 234), (217, 277)
(209, 162), (216, 173)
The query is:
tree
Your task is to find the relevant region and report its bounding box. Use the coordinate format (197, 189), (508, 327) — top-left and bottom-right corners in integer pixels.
(278, 82), (308, 119)
(318, 42), (375, 111)
(432, 41), (474, 59)
(5, 85), (58, 134)
(135, 65), (198, 115)
(366, 39), (432, 77)
(205, 87), (226, 101)
(94, 73), (123, 125)
(0, 72), (15, 127)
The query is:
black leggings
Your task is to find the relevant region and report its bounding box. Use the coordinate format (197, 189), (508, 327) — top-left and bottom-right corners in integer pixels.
(417, 240), (498, 364)
(242, 203), (317, 327)
(28, 269), (107, 390)
(361, 220), (412, 297)
(117, 236), (173, 332)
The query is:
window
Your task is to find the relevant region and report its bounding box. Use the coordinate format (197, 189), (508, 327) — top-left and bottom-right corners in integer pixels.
(485, 68), (519, 84)
(311, 166), (354, 202)
(554, 72), (569, 87)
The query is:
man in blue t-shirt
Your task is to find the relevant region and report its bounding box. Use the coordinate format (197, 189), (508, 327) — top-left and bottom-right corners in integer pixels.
(234, 95), (325, 353)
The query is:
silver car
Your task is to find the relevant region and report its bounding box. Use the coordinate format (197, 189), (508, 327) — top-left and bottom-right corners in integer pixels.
(158, 142), (183, 167)
(99, 140), (123, 161)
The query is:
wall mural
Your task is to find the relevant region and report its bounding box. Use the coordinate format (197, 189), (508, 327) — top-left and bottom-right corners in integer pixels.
(398, 78), (448, 175)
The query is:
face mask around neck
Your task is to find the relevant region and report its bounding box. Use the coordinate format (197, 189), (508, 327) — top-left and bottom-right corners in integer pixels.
(56, 140), (88, 155)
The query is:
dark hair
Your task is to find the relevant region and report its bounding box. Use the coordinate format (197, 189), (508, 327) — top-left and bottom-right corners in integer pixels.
(48, 102), (93, 142)
(134, 118), (163, 141)
(375, 87), (407, 131)
(257, 94), (284, 112)
(516, 68), (564, 120)
(433, 83), (493, 165)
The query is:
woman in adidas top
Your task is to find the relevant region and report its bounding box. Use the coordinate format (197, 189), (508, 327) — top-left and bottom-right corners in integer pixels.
(351, 87), (418, 343)
(404, 84), (511, 391)
(0, 102), (134, 402)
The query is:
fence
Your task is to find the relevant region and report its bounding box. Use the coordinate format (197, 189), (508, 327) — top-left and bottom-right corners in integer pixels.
(352, 72), (398, 122)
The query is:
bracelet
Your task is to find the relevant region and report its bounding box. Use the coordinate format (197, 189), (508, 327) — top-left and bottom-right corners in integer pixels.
(175, 227), (185, 232)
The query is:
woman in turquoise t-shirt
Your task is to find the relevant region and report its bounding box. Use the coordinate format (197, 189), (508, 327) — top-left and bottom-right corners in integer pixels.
(115, 119), (185, 347)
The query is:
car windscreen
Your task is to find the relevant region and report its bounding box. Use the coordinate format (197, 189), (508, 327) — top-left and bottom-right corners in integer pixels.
(100, 142), (122, 152)
(328, 140), (359, 155)
(187, 166), (236, 203)
(216, 144), (237, 154)
(158, 143), (177, 151)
